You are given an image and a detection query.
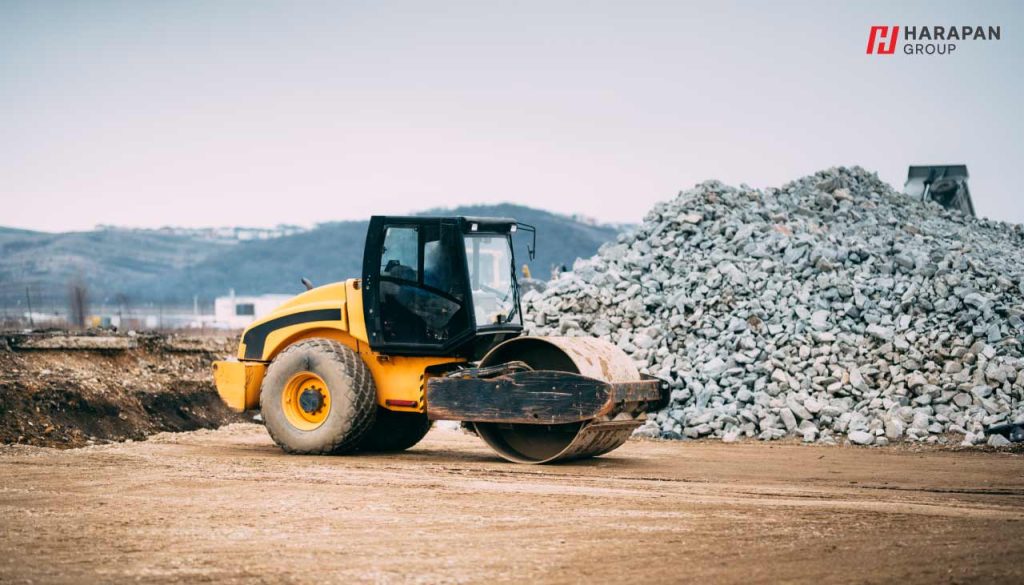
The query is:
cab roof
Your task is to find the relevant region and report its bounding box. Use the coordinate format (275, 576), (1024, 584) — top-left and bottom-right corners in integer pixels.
(370, 215), (518, 233)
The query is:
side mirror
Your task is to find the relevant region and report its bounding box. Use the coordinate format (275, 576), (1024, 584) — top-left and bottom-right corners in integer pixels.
(516, 222), (537, 261)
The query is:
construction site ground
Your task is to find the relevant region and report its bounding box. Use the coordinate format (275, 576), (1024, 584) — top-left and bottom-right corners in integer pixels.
(1, 424), (1022, 584)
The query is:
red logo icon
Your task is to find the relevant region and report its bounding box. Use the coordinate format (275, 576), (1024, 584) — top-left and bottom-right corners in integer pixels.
(867, 26), (900, 54)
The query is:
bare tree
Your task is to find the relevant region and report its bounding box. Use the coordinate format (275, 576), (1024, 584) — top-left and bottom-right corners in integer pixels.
(114, 293), (130, 327)
(25, 286), (35, 327)
(68, 279), (89, 328)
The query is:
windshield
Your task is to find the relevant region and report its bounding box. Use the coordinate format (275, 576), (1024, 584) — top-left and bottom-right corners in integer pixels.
(465, 234), (519, 327)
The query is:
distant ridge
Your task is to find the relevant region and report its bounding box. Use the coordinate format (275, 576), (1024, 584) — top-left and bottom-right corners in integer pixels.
(0, 204), (622, 309)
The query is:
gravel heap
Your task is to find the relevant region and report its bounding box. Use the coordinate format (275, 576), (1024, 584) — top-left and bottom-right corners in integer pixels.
(524, 167), (1024, 446)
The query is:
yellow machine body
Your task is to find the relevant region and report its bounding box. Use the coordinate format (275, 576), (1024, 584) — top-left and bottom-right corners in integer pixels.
(210, 215), (666, 464)
(213, 278), (464, 414)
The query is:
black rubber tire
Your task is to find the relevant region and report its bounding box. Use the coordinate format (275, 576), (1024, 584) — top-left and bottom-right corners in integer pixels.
(260, 339), (376, 455)
(361, 407), (432, 452)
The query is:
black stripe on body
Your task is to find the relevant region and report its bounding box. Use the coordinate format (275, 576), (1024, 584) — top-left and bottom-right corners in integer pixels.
(242, 308), (343, 359)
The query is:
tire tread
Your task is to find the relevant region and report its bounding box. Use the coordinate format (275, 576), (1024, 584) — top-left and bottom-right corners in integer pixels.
(260, 338), (376, 455)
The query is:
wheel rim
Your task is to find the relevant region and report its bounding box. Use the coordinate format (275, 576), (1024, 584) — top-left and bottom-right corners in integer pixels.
(281, 372), (331, 431)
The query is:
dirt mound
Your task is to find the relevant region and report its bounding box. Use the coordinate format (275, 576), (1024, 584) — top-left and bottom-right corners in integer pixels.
(0, 331), (244, 447)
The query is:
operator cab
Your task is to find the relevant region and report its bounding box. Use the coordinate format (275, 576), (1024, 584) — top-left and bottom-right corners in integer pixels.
(361, 216), (535, 359)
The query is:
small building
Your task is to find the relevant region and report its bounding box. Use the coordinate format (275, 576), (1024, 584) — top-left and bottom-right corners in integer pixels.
(213, 292), (293, 329)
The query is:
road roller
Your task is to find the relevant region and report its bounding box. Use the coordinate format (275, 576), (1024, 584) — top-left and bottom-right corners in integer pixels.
(212, 215), (666, 464)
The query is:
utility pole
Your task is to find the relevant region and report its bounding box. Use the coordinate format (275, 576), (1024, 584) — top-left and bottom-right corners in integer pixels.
(25, 287), (34, 328)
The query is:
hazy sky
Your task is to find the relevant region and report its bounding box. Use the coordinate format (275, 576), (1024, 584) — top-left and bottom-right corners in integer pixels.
(2, 0), (1021, 232)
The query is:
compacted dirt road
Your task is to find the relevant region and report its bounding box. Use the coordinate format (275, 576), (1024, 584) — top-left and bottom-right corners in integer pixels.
(1, 424), (1022, 584)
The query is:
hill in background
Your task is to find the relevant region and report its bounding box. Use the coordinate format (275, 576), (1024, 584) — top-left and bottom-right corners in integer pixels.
(0, 204), (622, 311)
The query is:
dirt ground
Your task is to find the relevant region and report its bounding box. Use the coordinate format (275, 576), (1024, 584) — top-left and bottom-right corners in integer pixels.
(0, 332), (242, 447)
(1, 425), (1022, 584)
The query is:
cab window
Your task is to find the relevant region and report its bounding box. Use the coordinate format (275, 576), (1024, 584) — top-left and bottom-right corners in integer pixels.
(377, 223), (469, 345)
(380, 227), (419, 283)
(465, 234), (518, 326)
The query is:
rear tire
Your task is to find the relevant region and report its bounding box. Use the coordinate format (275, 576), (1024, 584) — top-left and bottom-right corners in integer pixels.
(361, 407), (432, 452)
(260, 339), (376, 455)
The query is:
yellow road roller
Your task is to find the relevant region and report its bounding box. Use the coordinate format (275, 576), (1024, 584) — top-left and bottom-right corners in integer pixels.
(213, 216), (666, 463)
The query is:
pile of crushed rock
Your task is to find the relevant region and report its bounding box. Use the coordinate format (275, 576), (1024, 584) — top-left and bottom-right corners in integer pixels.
(524, 167), (1024, 446)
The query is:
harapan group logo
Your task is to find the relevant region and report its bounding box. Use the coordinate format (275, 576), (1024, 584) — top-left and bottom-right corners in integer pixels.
(867, 26), (900, 54)
(867, 25), (1001, 56)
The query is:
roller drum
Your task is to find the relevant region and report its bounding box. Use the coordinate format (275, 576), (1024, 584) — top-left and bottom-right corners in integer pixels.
(473, 336), (645, 464)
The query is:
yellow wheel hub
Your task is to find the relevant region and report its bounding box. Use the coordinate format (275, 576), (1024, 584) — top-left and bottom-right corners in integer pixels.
(282, 372), (331, 431)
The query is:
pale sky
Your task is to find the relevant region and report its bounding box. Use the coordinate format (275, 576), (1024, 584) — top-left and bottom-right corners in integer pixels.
(1, 0), (1021, 232)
